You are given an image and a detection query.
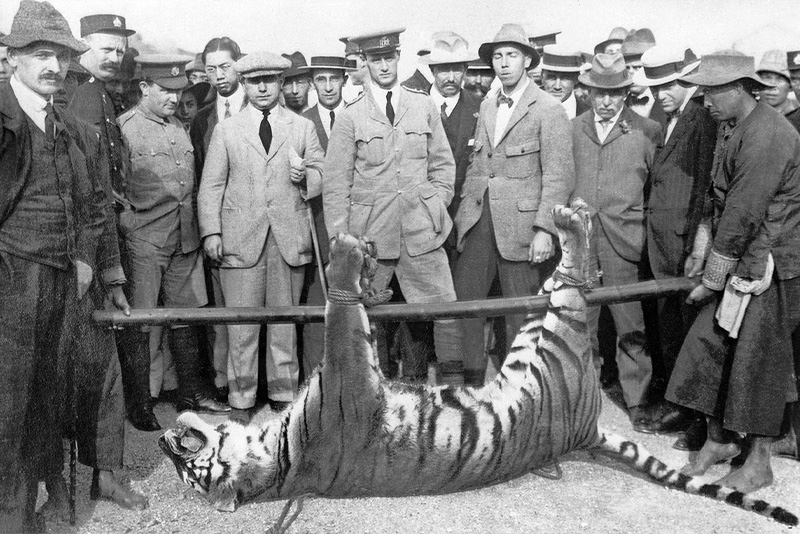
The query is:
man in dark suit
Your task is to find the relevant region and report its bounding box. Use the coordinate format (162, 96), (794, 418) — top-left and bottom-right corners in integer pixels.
(281, 51), (312, 114)
(571, 53), (662, 432)
(622, 29), (667, 127)
(299, 55), (349, 375)
(633, 46), (717, 446)
(454, 24), (574, 387)
(540, 45), (591, 120)
(401, 45), (433, 93)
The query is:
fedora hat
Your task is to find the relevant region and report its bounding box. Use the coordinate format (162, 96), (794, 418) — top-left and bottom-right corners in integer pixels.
(681, 52), (772, 88)
(421, 31), (478, 66)
(621, 28), (656, 61)
(594, 26), (630, 55)
(0, 0), (88, 54)
(282, 51), (309, 79)
(632, 45), (700, 86)
(756, 49), (790, 81)
(578, 53), (633, 89)
(540, 44), (591, 73)
(478, 23), (540, 69)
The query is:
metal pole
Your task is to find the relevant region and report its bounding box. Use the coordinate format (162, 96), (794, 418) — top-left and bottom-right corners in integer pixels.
(94, 277), (697, 327)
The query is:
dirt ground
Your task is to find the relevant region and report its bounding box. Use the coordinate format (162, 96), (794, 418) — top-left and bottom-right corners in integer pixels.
(40, 385), (800, 534)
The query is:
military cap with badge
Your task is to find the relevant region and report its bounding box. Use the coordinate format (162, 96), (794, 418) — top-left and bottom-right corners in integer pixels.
(136, 55), (192, 90)
(80, 14), (136, 37)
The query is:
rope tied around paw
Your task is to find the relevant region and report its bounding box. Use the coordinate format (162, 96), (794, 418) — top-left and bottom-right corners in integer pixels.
(553, 269), (602, 290)
(327, 288), (393, 307)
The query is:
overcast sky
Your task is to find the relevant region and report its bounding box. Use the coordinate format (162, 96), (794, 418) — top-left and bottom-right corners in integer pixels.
(3, 0), (800, 77)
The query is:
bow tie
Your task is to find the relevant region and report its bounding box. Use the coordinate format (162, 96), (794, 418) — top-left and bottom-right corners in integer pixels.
(629, 95), (650, 106)
(667, 108), (681, 121)
(497, 93), (514, 108)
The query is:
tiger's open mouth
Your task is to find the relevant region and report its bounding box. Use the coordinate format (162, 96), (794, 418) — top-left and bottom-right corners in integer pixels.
(159, 425), (207, 483)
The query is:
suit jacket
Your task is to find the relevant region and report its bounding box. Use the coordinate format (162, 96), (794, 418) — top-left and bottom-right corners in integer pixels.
(441, 91), (481, 218)
(0, 82), (106, 269)
(198, 104), (324, 268)
(190, 93), (248, 180)
(455, 83), (575, 261)
(401, 70), (432, 94)
(324, 85), (455, 259)
(572, 106), (662, 263)
(301, 104), (331, 261)
(647, 98), (716, 277)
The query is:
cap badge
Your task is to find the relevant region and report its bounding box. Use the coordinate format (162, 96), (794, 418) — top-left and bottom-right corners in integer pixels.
(794, 53), (800, 66)
(113, 17), (122, 28)
(379, 36), (391, 48)
(171, 66), (180, 76)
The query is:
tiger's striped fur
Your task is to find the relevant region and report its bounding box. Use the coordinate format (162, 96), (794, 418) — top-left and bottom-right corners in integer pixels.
(159, 200), (797, 526)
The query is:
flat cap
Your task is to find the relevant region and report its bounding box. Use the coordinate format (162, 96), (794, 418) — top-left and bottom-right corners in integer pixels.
(349, 28), (405, 54)
(80, 14), (135, 37)
(234, 51), (292, 78)
(136, 54), (192, 90)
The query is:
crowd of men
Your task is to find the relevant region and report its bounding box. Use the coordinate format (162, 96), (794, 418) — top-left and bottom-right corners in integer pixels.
(1, 0), (800, 531)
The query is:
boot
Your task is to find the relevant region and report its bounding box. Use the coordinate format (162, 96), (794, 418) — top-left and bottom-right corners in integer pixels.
(117, 328), (160, 431)
(169, 326), (230, 414)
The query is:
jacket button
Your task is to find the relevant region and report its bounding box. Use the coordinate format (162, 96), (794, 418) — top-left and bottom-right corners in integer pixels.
(476, 199), (482, 205)
(489, 173), (495, 178)
(487, 153), (492, 158)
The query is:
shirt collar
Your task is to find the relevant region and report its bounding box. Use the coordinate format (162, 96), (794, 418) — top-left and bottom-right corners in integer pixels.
(370, 83), (398, 108)
(136, 101), (168, 124)
(430, 86), (461, 108)
(217, 85), (244, 111)
(679, 86), (698, 114)
(318, 99), (345, 114)
(10, 74), (51, 114)
(594, 106), (624, 125)
(499, 76), (529, 102)
(561, 92), (577, 117)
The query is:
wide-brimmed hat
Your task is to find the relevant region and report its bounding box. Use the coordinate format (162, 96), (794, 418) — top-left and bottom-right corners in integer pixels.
(466, 58), (493, 72)
(578, 53), (633, 89)
(79, 14), (135, 38)
(478, 23), (540, 69)
(621, 28), (656, 61)
(235, 51), (292, 78)
(0, 0), (88, 54)
(282, 51), (309, 79)
(185, 53), (205, 74)
(680, 52), (773, 88)
(540, 44), (591, 73)
(136, 54), (192, 90)
(594, 26), (630, 55)
(632, 45), (700, 86)
(184, 81), (211, 104)
(421, 31), (478, 66)
(756, 49), (790, 81)
(528, 29), (561, 50)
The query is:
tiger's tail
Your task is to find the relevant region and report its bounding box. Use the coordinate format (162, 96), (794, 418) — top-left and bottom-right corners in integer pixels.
(597, 427), (798, 526)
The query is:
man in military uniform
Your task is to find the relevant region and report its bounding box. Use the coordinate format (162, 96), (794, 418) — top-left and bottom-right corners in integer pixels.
(324, 28), (463, 384)
(118, 56), (229, 422)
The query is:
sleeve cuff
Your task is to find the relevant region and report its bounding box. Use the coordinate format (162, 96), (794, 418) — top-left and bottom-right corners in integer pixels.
(102, 266), (127, 286)
(702, 249), (738, 291)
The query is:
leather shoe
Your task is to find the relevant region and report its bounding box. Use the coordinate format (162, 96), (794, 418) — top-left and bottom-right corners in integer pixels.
(650, 406), (695, 434)
(629, 406), (655, 434)
(672, 417), (707, 451)
(267, 399), (291, 412)
(176, 393), (231, 414)
(90, 470), (148, 511)
(128, 405), (161, 432)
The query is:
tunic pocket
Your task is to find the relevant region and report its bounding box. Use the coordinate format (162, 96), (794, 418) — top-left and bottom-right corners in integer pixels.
(355, 130), (385, 166)
(504, 139), (540, 178)
(348, 192), (375, 237)
(419, 184), (444, 233)
(404, 121), (432, 160)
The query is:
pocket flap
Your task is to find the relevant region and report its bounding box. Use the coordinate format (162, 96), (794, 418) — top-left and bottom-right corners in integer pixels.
(419, 183), (438, 199)
(351, 191), (375, 205)
(517, 199), (538, 211)
(506, 140), (540, 156)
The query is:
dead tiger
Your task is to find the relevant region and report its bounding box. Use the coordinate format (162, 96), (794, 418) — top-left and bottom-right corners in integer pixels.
(160, 199), (797, 527)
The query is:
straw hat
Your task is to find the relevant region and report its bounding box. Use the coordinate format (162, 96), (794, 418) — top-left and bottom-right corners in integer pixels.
(540, 44), (591, 73)
(632, 46), (700, 86)
(421, 32), (478, 66)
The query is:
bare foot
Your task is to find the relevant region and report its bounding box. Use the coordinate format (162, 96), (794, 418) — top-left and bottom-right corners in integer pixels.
(680, 440), (741, 476)
(92, 470), (149, 510)
(715, 437), (774, 493)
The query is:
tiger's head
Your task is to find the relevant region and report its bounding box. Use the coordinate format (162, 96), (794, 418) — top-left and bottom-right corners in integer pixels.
(325, 233), (379, 294)
(159, 412), (283, 512)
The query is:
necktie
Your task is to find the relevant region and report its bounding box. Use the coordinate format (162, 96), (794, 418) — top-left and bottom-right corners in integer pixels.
(598, 119), (611, 140)
(259, 108), (272, 154)
(386, 91), (395, 125)
(44, 102), (56, 139)
(329, 110), (335, 130)
(440, 101), (448, 123)
(497, 93), (513, 107)
(224, 99), (231, 119)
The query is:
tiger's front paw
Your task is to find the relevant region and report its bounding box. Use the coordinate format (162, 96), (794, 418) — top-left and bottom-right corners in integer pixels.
(326, 234), (376, 294)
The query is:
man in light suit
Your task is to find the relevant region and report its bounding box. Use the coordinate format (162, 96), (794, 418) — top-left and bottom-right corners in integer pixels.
(299, 55), (349, 375)
(634, 46), (717, 446)
(571, 53), (662, 432)
(454, 24), (574, 386)
(324, 28), (464, 384)
(199, 51), (324, 420)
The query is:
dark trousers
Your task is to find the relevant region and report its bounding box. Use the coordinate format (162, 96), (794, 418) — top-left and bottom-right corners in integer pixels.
(453, 204), (549, 373)
(0, 251), (70, 531)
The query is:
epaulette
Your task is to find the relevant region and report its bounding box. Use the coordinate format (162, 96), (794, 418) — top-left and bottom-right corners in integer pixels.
(117, 108), (137, 127)
(401, 84), (428, 96)
(345, 91), (365, 107)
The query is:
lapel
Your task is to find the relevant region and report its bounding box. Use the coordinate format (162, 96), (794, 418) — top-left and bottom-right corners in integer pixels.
(601, 106), (634, 147)
(497, 82), (537, 147)
(307, 105), (328, 151)
(656, 99), (700, 164)
(581, 110), (602, 146)
(267, 105), (290, 162)
(483, 95), (499, 147)
(394, 86), (410, 126)
(365, 88), (391, 128)
(0, 83), (27, 139)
